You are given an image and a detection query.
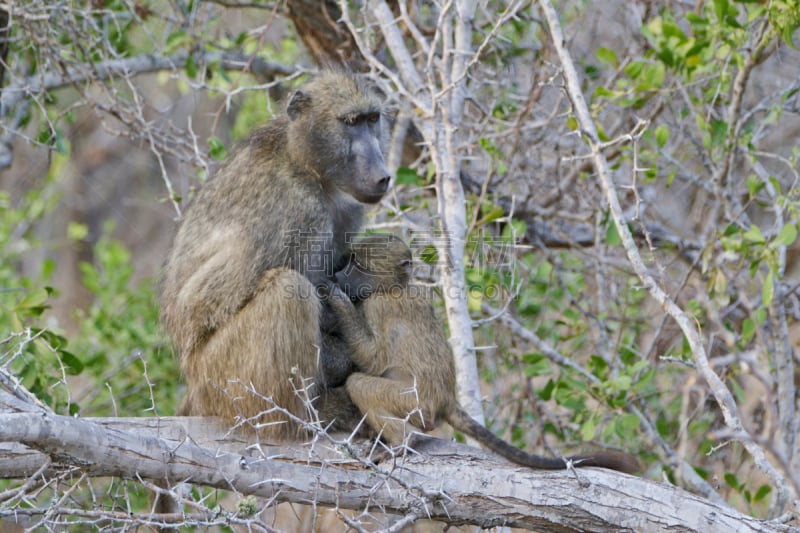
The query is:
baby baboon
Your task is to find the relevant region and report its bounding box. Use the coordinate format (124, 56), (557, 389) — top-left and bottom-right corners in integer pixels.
(329, 234), (639, 474)
(160, 72), (390, 439)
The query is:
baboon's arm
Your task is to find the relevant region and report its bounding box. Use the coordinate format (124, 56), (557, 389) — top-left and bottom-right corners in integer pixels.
(327, 286), (381, 370)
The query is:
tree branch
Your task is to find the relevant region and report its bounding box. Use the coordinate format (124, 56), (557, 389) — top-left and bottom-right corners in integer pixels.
(538, 0), (799, 512)
(0, 51), (292, 118)
(0, 410), (792, 533)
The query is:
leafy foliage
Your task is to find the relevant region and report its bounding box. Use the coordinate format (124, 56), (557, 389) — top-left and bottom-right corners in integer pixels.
(1, 195), (176, 419)
(70, 222), (175, 416)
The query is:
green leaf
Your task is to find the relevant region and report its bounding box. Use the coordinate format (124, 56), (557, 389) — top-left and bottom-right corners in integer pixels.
(608, 375), (632, 392)
(395, 166), (421, 186)
(208, 137), (227, 161)
(419, 245), (438, 265)
(165, 29), (189, 53)
(478, 205), (505, 225)
(743, 224), (765, 244)
(59, 351), (84, 376)
(596, 122), (610, 142)
(522, 353), (552, 377)
(67, 221), (88, 241)
(782, 24), (798, 50)
(235, 31), (249, 46)
(724, 472), (741, 490)
(538, 379), (555, 401)
(714, 0), (729, 21)
(639, 63), (665, 90)
(479, 137), (500, 157)
(762, 271), (774, 307)
(620, 413), (640, 431)
(747, 174), (764, 198)
(710, 119), (728, 148)
(710, 269), (729, 306)
(754, 307), (767, 325)
(16, 287), (49, 309)
(624, 61), (644, 79)
(655, 125), (669, 148)
(467, 286), (482, 312)
(686, 12), (706, 25)
(596, 47), (619, 67)
(754, 484), (772, 502)
(741, 318), (756, 344)
(588, 355), (608, 377)
(629, 360), (649, 374)
(580, 417), (596, 441)
(186, 54), (197, 79)
(593, 86), (618, 99)
(215, 61), (232, 83)
(605, 222), (622, 246)
(723, 224), (741, 237)
(770, 223), (797, 248)
(566, 115), (578, 131)
(769, 176), (783, 195)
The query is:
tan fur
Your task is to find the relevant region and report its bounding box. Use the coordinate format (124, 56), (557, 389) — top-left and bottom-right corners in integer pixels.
(331, 235), (640, 474)
(161, 72), (389, 440)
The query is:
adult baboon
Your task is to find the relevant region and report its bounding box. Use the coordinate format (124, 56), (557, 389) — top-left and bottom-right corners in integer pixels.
(160, 72), (390, 440)
(329, 234), (639, 474)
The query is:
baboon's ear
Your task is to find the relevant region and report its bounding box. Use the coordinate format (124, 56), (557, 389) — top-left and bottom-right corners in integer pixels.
(287, 90), (311, 120)
(369, 83), (386, 101)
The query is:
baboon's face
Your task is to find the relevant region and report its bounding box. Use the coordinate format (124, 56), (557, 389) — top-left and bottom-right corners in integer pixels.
(335, 235), (412, 301)
(335, 109), (390, 204)
(287, 74), (390, 205)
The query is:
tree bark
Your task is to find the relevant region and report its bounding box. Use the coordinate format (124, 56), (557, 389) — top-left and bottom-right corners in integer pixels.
(285, 0), (363, 68)
(0, 408), (793, 532)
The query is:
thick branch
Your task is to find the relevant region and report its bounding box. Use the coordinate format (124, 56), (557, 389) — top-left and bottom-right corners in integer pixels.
(285, 0), (361, 67)
(0, 412), (791, 533)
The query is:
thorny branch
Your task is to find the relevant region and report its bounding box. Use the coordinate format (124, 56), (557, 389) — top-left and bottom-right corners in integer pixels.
(0, 401), (793, 532)
(538, 0), (800, 513)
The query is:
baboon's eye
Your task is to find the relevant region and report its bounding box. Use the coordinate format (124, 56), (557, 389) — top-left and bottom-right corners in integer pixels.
(341, 113), (379, 126)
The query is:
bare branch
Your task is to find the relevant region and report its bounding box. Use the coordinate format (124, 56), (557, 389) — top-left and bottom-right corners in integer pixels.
(0, 411), (792, 533)
(0, 50), (292, 117)
(538, 0), (799, 511)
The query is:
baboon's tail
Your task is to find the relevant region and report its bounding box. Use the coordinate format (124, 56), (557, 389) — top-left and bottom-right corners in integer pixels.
(447, 406), (639, 474)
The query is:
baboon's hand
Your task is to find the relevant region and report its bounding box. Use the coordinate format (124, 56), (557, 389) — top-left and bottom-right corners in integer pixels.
(319, 280), (352, 311)
(317, 279), (345, 304)
(328, 281), (354, 308)
(318, 280), (346, 332)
